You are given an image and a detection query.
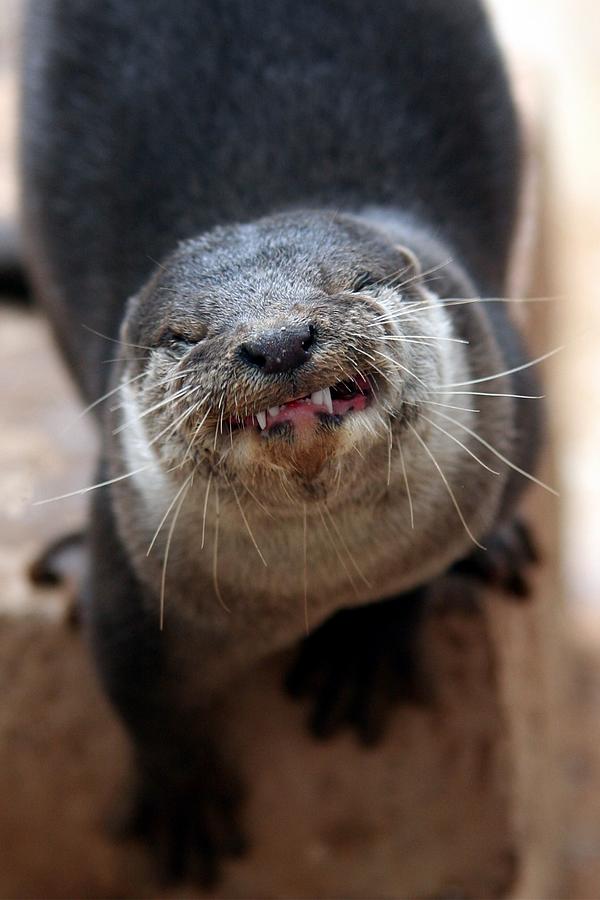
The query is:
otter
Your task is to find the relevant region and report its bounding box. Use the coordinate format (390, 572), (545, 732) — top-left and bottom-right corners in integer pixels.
(21, 0), (543, 884)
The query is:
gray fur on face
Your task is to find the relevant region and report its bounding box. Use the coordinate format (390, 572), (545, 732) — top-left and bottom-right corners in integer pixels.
(119, 212), (469, 507)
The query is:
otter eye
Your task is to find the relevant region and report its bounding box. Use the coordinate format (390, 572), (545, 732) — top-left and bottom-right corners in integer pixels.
(154, 327), (204, 349)
(351, 271), (379, 292)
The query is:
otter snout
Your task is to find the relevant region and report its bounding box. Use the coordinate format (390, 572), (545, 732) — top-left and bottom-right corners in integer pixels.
(239, 323), (316, 374)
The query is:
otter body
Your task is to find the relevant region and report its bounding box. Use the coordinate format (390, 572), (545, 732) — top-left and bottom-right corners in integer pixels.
(21, 0), (542, 882)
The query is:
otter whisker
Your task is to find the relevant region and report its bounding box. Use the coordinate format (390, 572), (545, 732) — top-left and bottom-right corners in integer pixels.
(239, 478), (274, 518)
(346, 345), (396, 389)
(147, 398), (205, 449)
(108, 368), (200, 413)
(317, 506), (361, 598)
(420, 413), (499, 475)
(81, 322), (153, 352)
(70, 370), (147, 426)
(371, 348), (429, 387)
(201, 471), (213, 549)
(159, 472), (193, 630)
(181, 406), (213, 466)
(101, 355), (147, 364)
(433, 390), (544, 400)
(346, 343), (402, 391)
(112, 383), (198, 435)
(33, 463), (155, 505)
(385, 419), (393, 486)
(147, 474), (195, 556)
(212, 483), (229, 613)
(213, 392), (226, 449)
(369, 295), (555, 327)
(430, 409), (559, 496)
(389, 258), (453, 291)
(438, 345), (563, 388)
(224, 474), (268, 566)
(421, 399), (480, 413)
(397, 438), (414, 529)
(407, 422), (484, 549)
(324, 505), (371, 588)
(302, 502), (309, 634)
(378, 333), (469, 345)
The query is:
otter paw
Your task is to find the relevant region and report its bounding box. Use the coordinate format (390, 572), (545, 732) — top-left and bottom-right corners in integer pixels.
(29, 530), (87, 626)
(451, 519), (539, 599)
(285, 589), (430, 746)
(122, 752), (247, 887)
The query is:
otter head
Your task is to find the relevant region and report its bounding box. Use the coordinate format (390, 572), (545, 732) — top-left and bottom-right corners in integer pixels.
(118, 211), (468, 513)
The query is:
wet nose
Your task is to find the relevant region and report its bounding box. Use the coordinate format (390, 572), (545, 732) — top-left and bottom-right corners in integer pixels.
(239, 324), (315, 374)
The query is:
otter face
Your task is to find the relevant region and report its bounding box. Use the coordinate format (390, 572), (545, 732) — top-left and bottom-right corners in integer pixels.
(119, 211), (459, 510)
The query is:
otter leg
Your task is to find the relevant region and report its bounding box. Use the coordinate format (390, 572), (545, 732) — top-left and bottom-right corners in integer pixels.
(450, 518), (539, 599)
(285, 587), (431, 746)
(286, 520), (539, 746)
(86, 492), (246, 886)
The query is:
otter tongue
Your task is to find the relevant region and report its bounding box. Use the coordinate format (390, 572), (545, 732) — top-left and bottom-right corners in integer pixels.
(256, 384), (369, 432)
(265, 394), (327, 430)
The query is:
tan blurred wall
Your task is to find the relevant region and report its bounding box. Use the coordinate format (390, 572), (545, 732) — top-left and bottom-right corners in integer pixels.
(487, 0), (600, 617)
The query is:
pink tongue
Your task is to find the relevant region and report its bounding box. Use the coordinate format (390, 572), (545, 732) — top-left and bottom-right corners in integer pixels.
(266, 393), (368, 430)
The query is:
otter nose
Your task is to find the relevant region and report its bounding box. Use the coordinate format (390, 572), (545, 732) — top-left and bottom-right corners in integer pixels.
(239, 324), (315, 374)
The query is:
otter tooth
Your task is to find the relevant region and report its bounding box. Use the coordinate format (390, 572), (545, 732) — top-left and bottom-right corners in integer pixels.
(311, 390), (323, 406)
(256, 410), (267, 430)
(268, 405), (280, 417)
(323, 386), (334, 413)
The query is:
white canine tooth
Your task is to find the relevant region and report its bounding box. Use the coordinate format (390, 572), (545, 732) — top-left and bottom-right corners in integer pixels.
(311, 390), (323, 406)
(268, 405), (280, 417)
(323, 386), (334, 413)
(256, 410), (267, 430)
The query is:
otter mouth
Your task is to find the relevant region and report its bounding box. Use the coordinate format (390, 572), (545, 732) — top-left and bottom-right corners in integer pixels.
(231, 374), (373, 434)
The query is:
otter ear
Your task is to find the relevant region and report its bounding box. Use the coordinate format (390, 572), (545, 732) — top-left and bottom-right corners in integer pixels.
(119, 292), (141, 345)
(396, 245), (421, 280)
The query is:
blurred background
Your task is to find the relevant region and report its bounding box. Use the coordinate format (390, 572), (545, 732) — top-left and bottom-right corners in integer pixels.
(0, 1), (598, 896)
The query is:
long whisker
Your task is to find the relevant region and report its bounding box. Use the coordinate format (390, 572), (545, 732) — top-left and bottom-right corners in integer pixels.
(386, 419), (393, 486)
(81, 322), (153, 351)
(224, 474), (268, 566)
(377, 334), (469, 345)
(317, 506), (361, 598)
(421, 399), (480, 413)
(112, 383), (199, 435)
(181, 406), (213, 466)
(213, 483), (230, 612)
(147, 474), (193, 556)
(407, 422), (484, 549)
(433, 390), (544, 399)
(368, 295), (555, 326)
(33, 463), (153, 505)
(69, 370), (147, 426)
(429, 410), (559, 496)
(303, 502), (309, 635)
(371, 349), (429, 387)
(323, 506), (371, 589)
(420, 414), (499, 475)
(159, 473), (193, 630)
(146, 397), (205, 448)
(201, 471), (213, 549)
(438, 345), (563, 388)
(397, 438), (414, 529)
